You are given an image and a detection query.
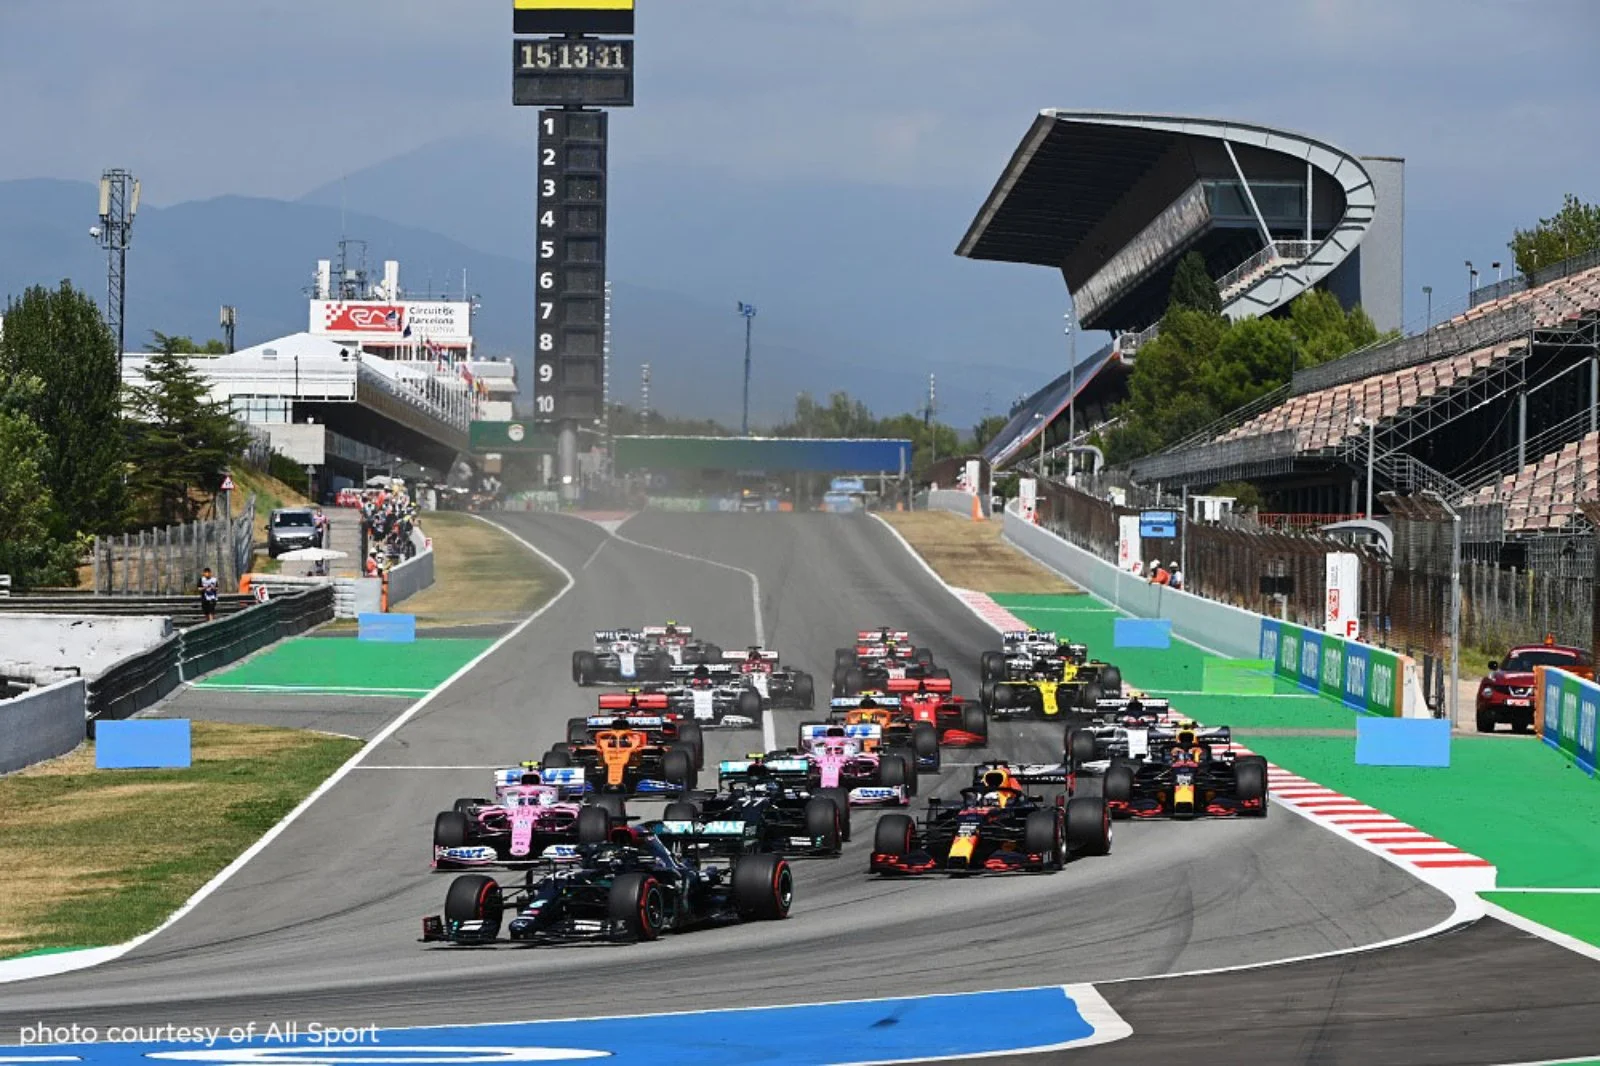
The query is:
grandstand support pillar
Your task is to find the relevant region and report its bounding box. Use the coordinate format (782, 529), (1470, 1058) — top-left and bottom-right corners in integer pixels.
(1590, 356), (1598, 435)
(1304, 161), (1313, 243)
(558, 421), (578, 504)
(1223, 140), (1273, 248)
(1518, 392), (1528, 470)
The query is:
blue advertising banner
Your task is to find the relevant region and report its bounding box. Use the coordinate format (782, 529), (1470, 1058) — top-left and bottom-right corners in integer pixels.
(1342, 641), (1371, 710)
(1259, 619), (1280, 665)
(1297, 628), (1323, 692)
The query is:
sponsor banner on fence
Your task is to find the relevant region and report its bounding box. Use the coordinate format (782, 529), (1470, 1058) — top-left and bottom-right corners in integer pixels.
(1534, 666), (1599, 775)
(1261, 617), (1405, 717)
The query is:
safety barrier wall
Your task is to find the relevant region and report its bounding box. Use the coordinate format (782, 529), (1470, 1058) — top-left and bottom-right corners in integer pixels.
(0, 677), (87, 774)
(0, 614), (174, 678)
(1002, 504), (1261, 658)
(386, 545), (435, 607)
(1003, 503), (1421, 714)
(1535, 666), (1599, 776)
(927, 489), (984, 518)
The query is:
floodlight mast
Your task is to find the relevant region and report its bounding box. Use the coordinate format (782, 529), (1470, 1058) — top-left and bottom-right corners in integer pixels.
(94, 168), (139, 373)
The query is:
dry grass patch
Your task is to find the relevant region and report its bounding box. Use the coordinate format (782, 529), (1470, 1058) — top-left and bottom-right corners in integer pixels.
(882, 511), (1078, 595)
(403, 512), (558, 626)
(0, 721), (359, 959)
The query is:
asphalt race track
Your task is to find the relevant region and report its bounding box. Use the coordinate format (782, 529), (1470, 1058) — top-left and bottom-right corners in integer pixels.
(3, 512), (1598, 1063)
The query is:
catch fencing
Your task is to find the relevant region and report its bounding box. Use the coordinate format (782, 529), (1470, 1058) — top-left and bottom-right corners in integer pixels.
(91, 496), (256, 596)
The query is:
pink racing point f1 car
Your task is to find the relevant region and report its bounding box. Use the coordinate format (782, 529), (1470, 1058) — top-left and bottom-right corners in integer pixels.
(432, 765), (625, 868)
(792, 722), (915, 806)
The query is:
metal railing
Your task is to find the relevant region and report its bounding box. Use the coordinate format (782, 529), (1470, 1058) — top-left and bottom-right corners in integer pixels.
(1471, 247), (1600, 307)
(91, 498), (256, 596)
(1216, 239), (1318, 300)
(1128, 427), (1303, 482)
(1289, 304), (1536, 397)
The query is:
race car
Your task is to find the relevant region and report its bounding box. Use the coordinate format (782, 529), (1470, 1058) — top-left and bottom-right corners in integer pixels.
(793, 722), (914, 804)
(1102, 722), (1267, 819)
(431, 765), (620, 868)
(421, 833), (791, 945)
(869, 762), (1111, 875)
(981, 652), (1121, 719)
(641, 622), (724, 667)
(1060, 696), (1173, 773)
(647, 665), (764, 728)
(725, 647), (816, 710)
(827, 696), (943, 772)
(655, 756), (850, 857)
(885, 677), (988, 747)
(541, 720), (698, 796)
(572, 629), (675, 685)
(833, 636), (946, 697)
(564, 698), (706, 769)
(979, 630), (1122, 701)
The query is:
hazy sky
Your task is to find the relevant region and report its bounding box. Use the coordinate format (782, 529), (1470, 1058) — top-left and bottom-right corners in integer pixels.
(3, 0), (1597, 324)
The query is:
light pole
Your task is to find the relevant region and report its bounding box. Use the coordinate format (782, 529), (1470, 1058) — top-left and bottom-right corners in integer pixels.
(1065, 310), (1077, 479)
(737, 302), (757, 435)
(1353, 416), (1376, 517)
(1423, 285), (1432, 328)
(1465, 260), (1477, 299)
(1035, 414), (1047, 479)
(1492, 261), (1502, 284)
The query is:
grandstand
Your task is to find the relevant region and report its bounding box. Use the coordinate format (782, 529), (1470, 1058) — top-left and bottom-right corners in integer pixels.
(1130, 259), (1600, 542)
(960, 111), (1402, 470)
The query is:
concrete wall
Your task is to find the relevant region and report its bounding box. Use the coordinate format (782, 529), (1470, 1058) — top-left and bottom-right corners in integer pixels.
(0, 615), (174, 680)
(1002, 507), (1263, 659)
(928, 488), (986, 519)
(264, 423), (327, 465)
(1358, 155), (1405, 335)
(387, 547), (434, 607)
(0, 677), (86, 774)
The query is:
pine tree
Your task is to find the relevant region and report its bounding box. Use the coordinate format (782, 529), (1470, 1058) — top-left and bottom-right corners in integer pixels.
(125, 349), (250, 523)
(1167, 251), (1222, 316)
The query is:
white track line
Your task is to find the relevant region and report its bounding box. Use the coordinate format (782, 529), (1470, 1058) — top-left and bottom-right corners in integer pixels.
(0, 514), (576, 985)
(575, 513), (774, 751)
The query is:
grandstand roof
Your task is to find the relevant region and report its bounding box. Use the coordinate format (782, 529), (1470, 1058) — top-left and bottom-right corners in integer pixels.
(957, 112), (1384, 333)
(981, 343), (1122, 468)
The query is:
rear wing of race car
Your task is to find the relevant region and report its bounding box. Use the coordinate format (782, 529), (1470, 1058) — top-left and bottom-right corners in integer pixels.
(885, 676), (953, 695)
(641, 625), (692, 639)
(1001, 629), (1056, 643)
(964, 760), (1069, 786)
(856, 629), (911, 642)
(585, 714), (666, 730)
(669, 662), (737, 678)
(597, 692), (670, 712)
(653, 818), (759, 852)
(722, 649), (780, 663)
(1148, 725), (1232, 745)
(717, 756), (811, 785)
(798, 722), (881, 745)
(829, 695), (892, 711)
(1093, 696), (1170, 718)
(494, 764), (588, 796)
(594, 628), (643, 643)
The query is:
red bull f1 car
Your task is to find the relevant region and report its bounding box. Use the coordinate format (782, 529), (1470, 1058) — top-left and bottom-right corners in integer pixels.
(1102, 723), (1268, 819)
(870, 762), (1111, 875)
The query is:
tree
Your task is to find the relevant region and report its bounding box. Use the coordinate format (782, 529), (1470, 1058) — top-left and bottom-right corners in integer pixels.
(0, 281), (127, 536)
(1168, 251), (1222, 315)
(150, 330), (228, 356)
(1510, 194), (1600, 278)
(124, 350), (250, 523)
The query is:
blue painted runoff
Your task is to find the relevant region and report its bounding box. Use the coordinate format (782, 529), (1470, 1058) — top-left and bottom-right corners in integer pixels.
(1355, 716), (1452, 767)
(95, 719), (191, 769)
(8, 986), (1104, 1066)
(1114, 617), (1172, 649)
(358, 613), (416, 643)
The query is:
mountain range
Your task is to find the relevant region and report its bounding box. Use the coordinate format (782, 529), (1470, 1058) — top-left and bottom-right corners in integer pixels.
(0, 137), (1083, 427)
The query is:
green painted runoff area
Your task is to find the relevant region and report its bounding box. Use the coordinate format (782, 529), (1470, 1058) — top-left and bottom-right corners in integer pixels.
(992, 593), (1600, 891)
(193, 637), (492, 697)
(1483, 892), (1600, 950)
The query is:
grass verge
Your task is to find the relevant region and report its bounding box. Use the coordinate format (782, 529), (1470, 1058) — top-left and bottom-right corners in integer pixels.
(0, 722), (360, 959)
(881, 511), (1077, 595)
(402, 512), (559, 626)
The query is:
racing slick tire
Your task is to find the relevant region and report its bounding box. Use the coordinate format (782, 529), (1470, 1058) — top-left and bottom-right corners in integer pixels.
(979, 679), (996, 710)
(676, 721), (705, 770)
(991, 683), (1013, 711)
(804, 797), (844, 854)
(576, 804), (613, 845)
(452, 797), (484, 816)
(591, 792), (628, 822)
(732, 853), (794, 920)
(1065, 796), (1112, 856)
(914, 647), (935, 667)
(737, 688), (764, 720)
(879, 751), (912, 795)
(444, 874), (503, 941)
(434, 810), (470, 850)
(651, 655), (675, 682)
(574, 651), (599, 686)
(1078, 682), (1104, 709)
(1103, 763), (1135, 818)
(1099, 666), (1123, 696)
(1476, 707), (1497, 733)
(607, 872), (665, 941)
(704, 643), (724, 661)
(663, 747), (698, 791)
(566, 717), (591, 745)
(835, 648), (857, 670)
(962, 703), (989, 743)
(663, 800), (700, 821)
(794, 671), (816, 709)
(843, 667), (864, 695)
(980, 651), (1006, 682)
(1024, 809), (1065, 870)
(819, 788), (852, 841)
(873, 813), (915, 860)
(911, 723), (940, 770)
(1066, 728), (1098, 769)
(541, 748), (573, 769)
(1234, 755), (1269, 816)
(571, 650), (587, 684)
